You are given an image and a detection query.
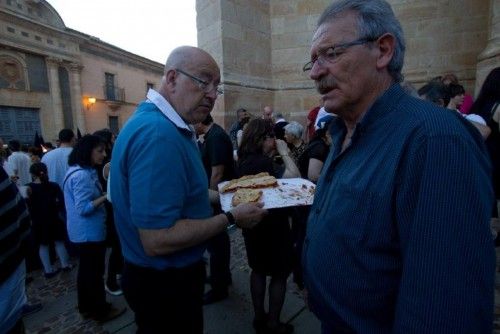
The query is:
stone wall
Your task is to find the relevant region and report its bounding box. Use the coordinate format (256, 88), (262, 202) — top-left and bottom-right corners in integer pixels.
(197, 0), (497, 128)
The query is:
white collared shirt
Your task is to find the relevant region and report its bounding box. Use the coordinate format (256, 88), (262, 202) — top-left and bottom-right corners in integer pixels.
(146, 89), (197, 142)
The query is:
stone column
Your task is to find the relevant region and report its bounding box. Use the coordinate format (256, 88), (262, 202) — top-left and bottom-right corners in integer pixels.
(69, 63), (86, 133)
(46, 57), (65, 133)
(475, 0), (500, 94)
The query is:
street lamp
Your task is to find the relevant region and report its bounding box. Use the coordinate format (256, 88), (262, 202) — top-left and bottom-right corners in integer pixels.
(86, 96), (96, 110)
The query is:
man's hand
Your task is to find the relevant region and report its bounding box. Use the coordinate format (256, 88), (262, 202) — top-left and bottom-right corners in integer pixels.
(231, 202), (267, 229)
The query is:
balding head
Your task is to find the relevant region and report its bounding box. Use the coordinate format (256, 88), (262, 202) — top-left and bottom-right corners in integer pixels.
(263, 106), (273, 120)
(158, 46), (221, 125)
(165, 46), (218, 73)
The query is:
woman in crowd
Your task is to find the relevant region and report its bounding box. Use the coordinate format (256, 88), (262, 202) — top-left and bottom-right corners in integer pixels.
(469, 67), (500, 220)
(283, 121), (306, 166)
(446, 83), (490, 139)
(298, 115), (333, 183)
(26, 162), (72, 278)
(441, 73), (474, 114)
(237, 119), (299, 334)
(63, 134), (125, 322)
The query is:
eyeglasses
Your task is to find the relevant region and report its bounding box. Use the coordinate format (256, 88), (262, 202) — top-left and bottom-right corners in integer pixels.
(175, 68), (223, 96)
(302, 37), (376, 72)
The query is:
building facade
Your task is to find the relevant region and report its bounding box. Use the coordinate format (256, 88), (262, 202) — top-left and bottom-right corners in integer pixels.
(196, 0), (500, 127)
(1, 0), (498, 141)
(0, 0), (163, 144)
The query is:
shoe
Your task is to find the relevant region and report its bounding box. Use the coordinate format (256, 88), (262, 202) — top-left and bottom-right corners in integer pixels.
(203, 289), (228, 305)
(92, 305), (126, 323)
(22, 303), (43, 317)
(44, 268), (61, 279)
(62, 264), (74, 272)
(105, 282), (123, 296)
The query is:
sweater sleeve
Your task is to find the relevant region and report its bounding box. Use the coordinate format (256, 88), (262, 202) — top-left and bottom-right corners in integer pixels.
(393, 134), (495, 333)
(71, 172), (98, 216)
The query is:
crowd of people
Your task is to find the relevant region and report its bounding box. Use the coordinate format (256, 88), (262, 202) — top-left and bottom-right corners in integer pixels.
(1, 0), (499, 333)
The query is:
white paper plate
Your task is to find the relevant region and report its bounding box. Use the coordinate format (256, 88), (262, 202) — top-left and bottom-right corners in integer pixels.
(218, 178), (316, 212)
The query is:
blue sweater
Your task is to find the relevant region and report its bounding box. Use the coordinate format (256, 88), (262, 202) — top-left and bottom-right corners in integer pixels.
(63, 166), (107, 242)
(303, 84), (495, 333)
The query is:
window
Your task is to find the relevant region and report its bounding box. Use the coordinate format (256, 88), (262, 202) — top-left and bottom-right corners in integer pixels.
(47, 39), (53, 45)
(109, 116), (119, 135)
(146, 82), (154, 93)
(21, 31), (29, 37)
(7, 27), (15, 33)
(105, 73), (115, 100)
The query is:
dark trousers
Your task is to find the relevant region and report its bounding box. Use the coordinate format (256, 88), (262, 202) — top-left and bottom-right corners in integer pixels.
(74, 241), (107, 314)
(122, 261), (205, 334)
(6, 319), (24, 334)
(106, 221), (124, 285)
(206, 230), (231, 291)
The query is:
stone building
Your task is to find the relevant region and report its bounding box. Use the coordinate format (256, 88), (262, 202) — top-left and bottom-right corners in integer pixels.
(0, 0), (163, 144)
(196, 0), (500, 127)
(1, 0), (498, 141)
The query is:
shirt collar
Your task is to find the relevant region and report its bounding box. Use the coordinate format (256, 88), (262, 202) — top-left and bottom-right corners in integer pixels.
(357, 83), (405, 132)
(330, 83), (405, 138)
(146, 89), (196, 139)
(330, 83), (405, 148)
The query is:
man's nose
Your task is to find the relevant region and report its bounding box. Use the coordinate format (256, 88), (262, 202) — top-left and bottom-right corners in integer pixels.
(309, 60), (327, 81)
(206, 88), (217, 100)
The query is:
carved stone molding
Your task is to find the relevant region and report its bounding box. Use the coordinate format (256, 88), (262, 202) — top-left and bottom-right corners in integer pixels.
(45, 57), (63, 67)
(68, 62), (84, 73)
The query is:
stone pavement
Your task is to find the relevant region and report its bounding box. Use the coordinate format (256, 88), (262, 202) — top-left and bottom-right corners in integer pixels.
(23, 230), (321, 334)
(21, 231), (500, 333)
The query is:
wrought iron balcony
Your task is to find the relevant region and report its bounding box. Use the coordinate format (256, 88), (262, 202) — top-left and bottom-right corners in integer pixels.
(103, 85), (125, 102)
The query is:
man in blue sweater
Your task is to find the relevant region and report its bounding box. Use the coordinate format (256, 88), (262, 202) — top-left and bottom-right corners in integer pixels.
(301, 0), (495, 333)
(111, 46), (266, 333)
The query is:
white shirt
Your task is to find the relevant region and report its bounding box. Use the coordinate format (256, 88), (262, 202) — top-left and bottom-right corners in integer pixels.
(7, 152), (31, 186)
(41, 147), (72, 189)
(314, 107), (330, 130)
(146, 89), (197, 143)
(464, 114), (486, 126)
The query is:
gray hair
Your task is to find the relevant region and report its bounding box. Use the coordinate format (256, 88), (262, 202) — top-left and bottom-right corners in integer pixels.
(318, 0), (406, 83)
(284, 121), (304, 139)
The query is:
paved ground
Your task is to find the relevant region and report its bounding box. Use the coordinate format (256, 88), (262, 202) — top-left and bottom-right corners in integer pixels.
(21, 231), (500, 333)
(23, 230), (321, 334)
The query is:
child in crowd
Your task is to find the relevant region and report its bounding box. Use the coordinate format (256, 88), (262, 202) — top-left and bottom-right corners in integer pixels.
(26, 162), (72, 278)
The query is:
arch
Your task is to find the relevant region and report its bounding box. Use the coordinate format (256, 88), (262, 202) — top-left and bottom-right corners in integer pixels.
(0, 51), (29, 90)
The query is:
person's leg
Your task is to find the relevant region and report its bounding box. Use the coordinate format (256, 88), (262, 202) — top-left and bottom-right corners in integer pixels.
(106, 236), (124, 291)
(204, 231), (231, 303)
(122, 261), (205, 334)
(250, 270), (267, 319)
(76, 242), (107, 315)
(171, 262), (205, 333)
(267, 275), (287, 326)
(54, 241), (70, 268)
(38, 244), (54, 274)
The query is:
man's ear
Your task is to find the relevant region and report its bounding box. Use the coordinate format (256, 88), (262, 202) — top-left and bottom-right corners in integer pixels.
(375, 33), (396, 71)
(165, 69), (177, 89)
